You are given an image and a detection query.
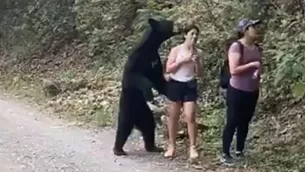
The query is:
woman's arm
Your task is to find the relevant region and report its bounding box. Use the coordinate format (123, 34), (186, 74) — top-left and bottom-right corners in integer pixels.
(194, 49), (203, 77)
(258, 57), (264, 74)
(228, 43), (260, 75)
(166, 47), (180, 73)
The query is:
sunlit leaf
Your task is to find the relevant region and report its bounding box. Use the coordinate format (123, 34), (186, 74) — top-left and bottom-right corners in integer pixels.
(291, 82), (305, 98)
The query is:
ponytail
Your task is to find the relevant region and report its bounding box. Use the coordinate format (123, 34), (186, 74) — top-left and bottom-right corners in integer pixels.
(237, 31), (244, 39)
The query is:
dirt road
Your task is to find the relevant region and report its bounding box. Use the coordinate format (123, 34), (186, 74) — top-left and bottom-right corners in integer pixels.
(0, 95), (204, 172)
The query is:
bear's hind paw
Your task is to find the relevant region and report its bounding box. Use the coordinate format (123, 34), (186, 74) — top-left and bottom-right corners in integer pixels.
(146, 146), (164, 153)
(113, 147), (127, 156)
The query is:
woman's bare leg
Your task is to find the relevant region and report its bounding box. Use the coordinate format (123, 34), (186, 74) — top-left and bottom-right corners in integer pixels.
(183, 101), (199, 159)
(164, 101), (181, 157)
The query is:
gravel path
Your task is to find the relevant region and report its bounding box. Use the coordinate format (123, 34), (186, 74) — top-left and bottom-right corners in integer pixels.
(0, 96), (204, 172)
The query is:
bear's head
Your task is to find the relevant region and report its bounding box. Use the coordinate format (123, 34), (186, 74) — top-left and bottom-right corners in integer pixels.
(136, 18), (183, 96)
(147, 18), (183, 43)
(125, 18), (183, 96)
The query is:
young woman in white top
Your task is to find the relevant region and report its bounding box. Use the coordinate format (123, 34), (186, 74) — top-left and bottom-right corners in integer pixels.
(164, 24), (203, 159)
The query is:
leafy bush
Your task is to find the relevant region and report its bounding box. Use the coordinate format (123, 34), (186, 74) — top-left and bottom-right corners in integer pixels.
(0, 0), (76, 58)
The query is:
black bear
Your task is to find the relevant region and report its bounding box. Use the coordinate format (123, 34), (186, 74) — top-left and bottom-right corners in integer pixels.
(113, 18), (182, 156)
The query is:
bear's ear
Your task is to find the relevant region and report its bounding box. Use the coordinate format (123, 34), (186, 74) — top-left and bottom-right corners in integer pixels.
(148, 18), (158, 28)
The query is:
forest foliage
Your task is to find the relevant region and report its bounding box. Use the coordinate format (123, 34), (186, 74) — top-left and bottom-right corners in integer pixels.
(1, 0), (304, 99)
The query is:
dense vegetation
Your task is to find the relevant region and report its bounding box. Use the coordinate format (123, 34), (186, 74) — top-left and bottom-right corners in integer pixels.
(0, 0), (305, 171)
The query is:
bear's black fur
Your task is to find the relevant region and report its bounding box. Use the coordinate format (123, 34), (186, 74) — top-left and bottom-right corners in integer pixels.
(113, 18), (181, 156)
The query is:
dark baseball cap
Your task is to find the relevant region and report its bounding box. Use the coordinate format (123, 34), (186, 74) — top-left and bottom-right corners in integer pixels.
(237, 19), (261, 32)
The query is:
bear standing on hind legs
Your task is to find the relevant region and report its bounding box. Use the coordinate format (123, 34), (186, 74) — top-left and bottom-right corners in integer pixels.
(113, 18), (182, 156)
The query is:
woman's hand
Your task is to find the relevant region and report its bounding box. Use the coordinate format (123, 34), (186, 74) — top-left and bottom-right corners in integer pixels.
(249, 61), (261, 69)
(191, 54), (199, 62)
(177, 55), (193, 65)
(164, 73), (171, 81)
(253, 69), (259, 79)
(253, 62), (263, 79)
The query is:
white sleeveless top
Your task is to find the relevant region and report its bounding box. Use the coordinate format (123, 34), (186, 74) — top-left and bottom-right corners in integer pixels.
(169, 46), (196, 82)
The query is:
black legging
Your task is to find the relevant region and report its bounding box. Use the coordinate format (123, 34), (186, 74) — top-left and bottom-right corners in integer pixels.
(222, 84), (259, 155)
